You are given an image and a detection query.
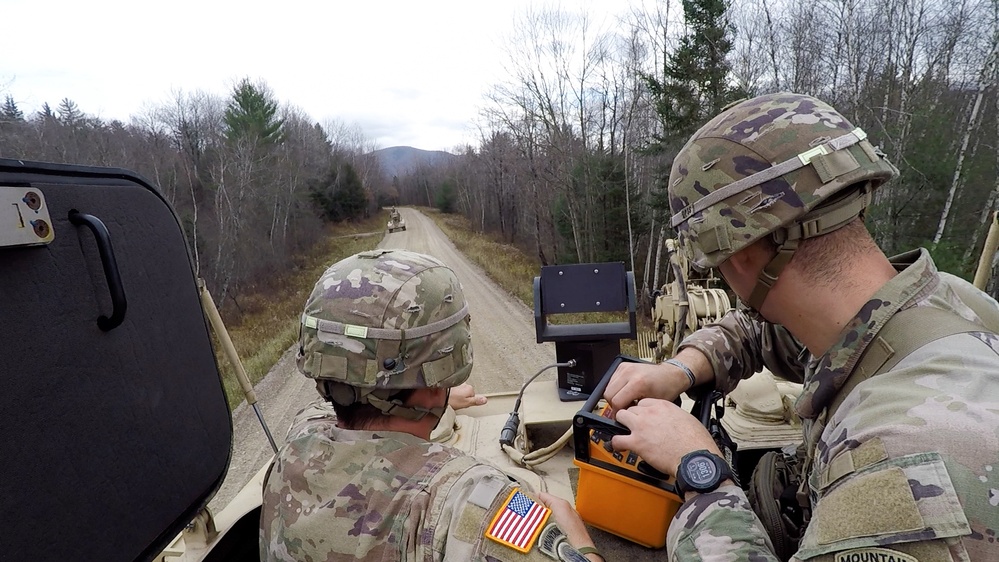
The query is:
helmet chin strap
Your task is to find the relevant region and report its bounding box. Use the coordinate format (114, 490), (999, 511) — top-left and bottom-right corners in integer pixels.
(431, 389), (451, 432)
(744, 184), (873, 317)
(746, 238), (798, 314)
(366, 388), (449, 423)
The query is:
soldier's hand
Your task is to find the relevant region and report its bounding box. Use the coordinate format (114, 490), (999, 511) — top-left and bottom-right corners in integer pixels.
(537, 492), (598, 559)
(448, 383), (487, 410)
(604, 361), (680, 412)
(611, 398), (722, 478)
(605, 348), (713, 413)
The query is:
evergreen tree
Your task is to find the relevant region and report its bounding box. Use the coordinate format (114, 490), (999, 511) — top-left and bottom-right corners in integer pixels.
(223, 78), (285, 145)
(557, 154), (646, 264)
(1, 95), (24, 121)
(37, 102), (56, 121)
(643, 0), (746, 225)
(309, 161), (367, 222)
(591, 155), (641, 263)
(57, 98), (84, 126)
(553, 195), (578, 264)
(645, 0), (745, 147)
(434, 180), (457, 213)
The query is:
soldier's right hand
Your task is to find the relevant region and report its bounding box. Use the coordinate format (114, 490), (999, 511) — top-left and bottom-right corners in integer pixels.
(604, 362), (679, 413)
(605, 348), (712, 413)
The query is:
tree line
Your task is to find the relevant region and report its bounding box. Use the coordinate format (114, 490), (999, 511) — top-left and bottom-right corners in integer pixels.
(0, 80), (393, 315)
(3, 0), (998, 312)
(395, 0), (999, 302)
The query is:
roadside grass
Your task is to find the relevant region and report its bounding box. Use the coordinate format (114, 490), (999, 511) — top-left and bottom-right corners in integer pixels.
(215, 213), (386, 409)
(428, 210), (537, 305)
(422, 208), (641, 357)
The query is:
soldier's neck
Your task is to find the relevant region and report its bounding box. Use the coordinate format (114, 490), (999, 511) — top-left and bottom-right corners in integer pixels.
(356, 416), (434, 440)
(767, 252), (897, 357)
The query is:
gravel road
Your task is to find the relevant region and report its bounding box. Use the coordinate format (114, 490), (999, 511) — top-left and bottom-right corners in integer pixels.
(209, 207), (555, 511)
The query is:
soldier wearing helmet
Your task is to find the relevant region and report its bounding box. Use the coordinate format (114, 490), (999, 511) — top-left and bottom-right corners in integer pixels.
(260, 249), (601, 562)
(606, 93), (999, 561)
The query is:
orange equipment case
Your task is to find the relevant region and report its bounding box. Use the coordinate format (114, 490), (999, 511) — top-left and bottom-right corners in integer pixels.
(572, 356), (684, 548)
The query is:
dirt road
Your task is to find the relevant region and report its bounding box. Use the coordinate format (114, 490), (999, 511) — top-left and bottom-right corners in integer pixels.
(209, 207), (555, 511)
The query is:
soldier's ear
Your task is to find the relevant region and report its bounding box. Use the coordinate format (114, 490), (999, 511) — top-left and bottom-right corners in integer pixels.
(727, 242), (765, 279)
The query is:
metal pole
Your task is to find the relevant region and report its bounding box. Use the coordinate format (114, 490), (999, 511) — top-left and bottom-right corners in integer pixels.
(974, 211), (999, 290)
(199, 279), (278, 454)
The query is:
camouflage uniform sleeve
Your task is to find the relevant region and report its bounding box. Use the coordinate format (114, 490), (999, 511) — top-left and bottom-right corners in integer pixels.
(666, 483), (779, 560)
(678, 308), (807, 393)
(434, 464), (585, 561)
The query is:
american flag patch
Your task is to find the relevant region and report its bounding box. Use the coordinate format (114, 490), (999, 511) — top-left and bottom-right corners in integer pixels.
(484, 489), (552, 552)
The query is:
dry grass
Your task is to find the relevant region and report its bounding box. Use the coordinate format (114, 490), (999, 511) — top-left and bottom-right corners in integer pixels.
(422, 208), (641, 357)
(428, 210), (538, 305)
(215, 213), (387, 408)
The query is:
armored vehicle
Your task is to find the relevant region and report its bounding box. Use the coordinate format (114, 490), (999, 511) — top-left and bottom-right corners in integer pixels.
(2, 159), (812, 561)
(387, 207), (406, 232)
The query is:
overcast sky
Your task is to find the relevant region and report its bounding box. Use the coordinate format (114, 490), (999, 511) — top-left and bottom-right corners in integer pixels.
(3, 0), (621, 152)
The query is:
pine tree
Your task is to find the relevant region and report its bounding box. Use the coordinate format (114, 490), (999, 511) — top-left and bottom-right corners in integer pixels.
(645, 0), (745, 147)
(309, 161), (367, 222)
(223, 78), (285, 145)
(434, 180), (457, 213)
(57, 98), (84, 126)
(1, 95), (24, 121)
(644, 0), (746, 224)
(37, 102), (56, 121)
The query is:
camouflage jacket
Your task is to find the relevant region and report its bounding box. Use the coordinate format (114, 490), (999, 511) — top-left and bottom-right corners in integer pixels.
(260, 400), (579, 561)
(671, 249), (999, 561)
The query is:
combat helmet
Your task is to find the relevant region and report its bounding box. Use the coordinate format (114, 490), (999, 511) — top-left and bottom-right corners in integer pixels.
(668, 92), (899, 311)
(297, 249), (473, 420)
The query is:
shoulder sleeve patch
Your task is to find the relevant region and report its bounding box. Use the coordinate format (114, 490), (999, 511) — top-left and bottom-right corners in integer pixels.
(468, 476), (506, 509)
(816, 466), (922, 545)
(799, 452), (971, 560)
(484, 488), (552, 553)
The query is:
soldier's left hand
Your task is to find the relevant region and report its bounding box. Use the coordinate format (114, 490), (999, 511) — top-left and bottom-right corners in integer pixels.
(448, 383), (488, 410)
(611, 398), (722, 477)
(537, 492), (598, 558)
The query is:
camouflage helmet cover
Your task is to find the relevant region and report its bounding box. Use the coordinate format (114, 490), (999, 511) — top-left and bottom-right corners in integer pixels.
(669, 92), (899, 270)
(297, 249), (472, 406)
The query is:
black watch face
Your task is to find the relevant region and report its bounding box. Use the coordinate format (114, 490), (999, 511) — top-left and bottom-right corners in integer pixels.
(683, 453), (719, 488)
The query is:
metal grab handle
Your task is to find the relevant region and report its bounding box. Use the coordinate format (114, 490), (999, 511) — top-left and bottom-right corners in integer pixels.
(69, 210), (127, 331)
(572, 355), (641, 462)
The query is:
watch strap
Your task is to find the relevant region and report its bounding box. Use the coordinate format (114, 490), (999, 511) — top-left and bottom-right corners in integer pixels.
(676, 450), (734, 501)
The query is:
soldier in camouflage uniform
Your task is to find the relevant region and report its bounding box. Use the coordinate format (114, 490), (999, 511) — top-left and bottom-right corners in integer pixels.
(606, 92), (999, 561)
(259, 249), (601, 562)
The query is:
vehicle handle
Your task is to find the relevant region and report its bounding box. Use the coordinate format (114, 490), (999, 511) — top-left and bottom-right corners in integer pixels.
(69, 209), (127, 331)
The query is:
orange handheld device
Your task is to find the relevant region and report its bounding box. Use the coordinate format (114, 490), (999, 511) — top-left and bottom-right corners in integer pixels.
(571, 355), (684, 548)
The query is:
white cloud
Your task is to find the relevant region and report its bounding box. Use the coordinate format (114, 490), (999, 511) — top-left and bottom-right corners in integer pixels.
(2, 0), (622, 151)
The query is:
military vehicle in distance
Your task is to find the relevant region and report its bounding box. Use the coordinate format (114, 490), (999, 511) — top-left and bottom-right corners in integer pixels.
(1, 158), (848, 561)
(387, 206), (406, 232)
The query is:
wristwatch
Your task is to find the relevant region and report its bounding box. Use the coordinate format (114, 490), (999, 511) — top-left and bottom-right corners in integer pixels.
(675, 449), (734, 501)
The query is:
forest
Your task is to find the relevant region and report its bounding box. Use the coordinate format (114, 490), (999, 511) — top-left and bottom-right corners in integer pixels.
(3, 0), (998, 310)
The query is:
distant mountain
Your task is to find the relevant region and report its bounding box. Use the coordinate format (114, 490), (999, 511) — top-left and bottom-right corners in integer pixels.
(370, 146), (458, 177)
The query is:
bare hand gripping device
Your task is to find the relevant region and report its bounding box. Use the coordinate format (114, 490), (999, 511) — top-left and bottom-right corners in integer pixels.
(571, 355), (683, 549)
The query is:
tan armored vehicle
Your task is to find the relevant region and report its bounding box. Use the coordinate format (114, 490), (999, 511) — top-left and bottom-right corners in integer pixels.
(2, 159), (825, 561)
(387, 206), (406, 232)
